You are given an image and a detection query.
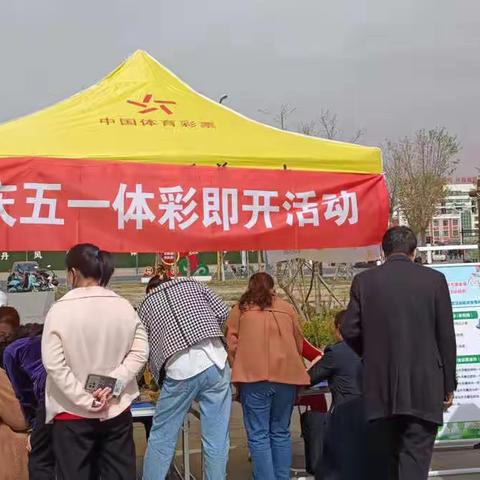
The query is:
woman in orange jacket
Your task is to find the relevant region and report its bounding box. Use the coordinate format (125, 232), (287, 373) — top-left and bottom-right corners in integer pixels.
(226, 272), (310, 480)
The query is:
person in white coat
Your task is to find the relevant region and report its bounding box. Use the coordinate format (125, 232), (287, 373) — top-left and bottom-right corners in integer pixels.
(42, 243), (149, 480)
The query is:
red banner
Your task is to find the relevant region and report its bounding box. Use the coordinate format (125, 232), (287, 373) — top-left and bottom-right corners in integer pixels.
(0, 157), (388, 252)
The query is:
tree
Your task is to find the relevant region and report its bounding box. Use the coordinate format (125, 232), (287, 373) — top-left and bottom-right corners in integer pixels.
(298, 120), (317, 136)
(385, 128), (460, 243)
(293, 110), (364, 317)
(383, 140), (405, 223)
(317, 109), (340, 139)
(259, 104), (296, 130)
(318, 109), (364, 142)
(297, 109), (364, 143)
(275, 104), (296, 130)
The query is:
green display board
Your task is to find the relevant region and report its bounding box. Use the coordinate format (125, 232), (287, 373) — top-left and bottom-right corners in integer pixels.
(433, 263), (480, 442)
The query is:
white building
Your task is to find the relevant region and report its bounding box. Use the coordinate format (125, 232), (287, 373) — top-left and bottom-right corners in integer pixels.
(393, 177), (478, 245)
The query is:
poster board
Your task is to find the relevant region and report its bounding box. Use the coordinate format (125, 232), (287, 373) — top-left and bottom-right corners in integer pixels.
(433, 263), (480, 442)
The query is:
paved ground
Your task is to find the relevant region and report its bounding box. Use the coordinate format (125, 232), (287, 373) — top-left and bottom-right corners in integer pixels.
(133, 403), (310, 479)
(430, 445), (480, 479)
(4, 272), (478, 478)
(133, 404), (480, 479)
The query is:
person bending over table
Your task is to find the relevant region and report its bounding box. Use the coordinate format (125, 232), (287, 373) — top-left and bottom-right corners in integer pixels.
(138, 274), (231, 480)
(226, 273), (310, 480)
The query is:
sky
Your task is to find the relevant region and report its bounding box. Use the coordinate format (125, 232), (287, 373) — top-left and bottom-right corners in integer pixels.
(0, 0), (478, 174)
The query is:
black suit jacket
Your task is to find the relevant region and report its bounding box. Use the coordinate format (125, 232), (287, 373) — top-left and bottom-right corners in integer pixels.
(341, 255), (456, 425)
(309, 341), (362, 408)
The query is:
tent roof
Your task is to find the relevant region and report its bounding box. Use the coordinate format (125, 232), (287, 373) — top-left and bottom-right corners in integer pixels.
(0, 50), (381, 174)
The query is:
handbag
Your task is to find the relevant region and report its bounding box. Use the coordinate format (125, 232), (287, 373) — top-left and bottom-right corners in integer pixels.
(300, 407), (330, 476)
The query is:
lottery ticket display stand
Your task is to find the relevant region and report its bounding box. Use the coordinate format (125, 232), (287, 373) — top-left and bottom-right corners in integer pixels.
(0, 50), (388, 255)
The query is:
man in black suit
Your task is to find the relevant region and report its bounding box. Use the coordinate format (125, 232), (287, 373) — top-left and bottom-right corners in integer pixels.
(341, 226), (457, 480)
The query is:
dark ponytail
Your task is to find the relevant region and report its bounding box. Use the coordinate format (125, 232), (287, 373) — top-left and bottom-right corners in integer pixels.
(66, 244), (115, 287)
(97, 250), (115, 287)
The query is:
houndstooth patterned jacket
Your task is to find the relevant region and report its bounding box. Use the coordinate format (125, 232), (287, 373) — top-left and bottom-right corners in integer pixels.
(137, 278), (229, 382)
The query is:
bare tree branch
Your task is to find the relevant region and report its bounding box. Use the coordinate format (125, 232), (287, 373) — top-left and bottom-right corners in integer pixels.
(276, 104), (296, 130)
(318, 109), (340, 140)
(298, 120), (318, 136)
(349, 129), (365, 144)
(314, 109), (364, 143)
(262, 106), (364, 143)
(259, 104), (296, 130)
(383, 140), (404, 222)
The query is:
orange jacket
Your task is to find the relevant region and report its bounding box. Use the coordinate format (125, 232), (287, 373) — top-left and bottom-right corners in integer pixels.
(226, 297), (310, 386)
(0, 368), (28, 480)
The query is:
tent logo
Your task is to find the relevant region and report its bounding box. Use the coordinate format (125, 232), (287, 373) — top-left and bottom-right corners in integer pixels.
(127, 94), (176, 115)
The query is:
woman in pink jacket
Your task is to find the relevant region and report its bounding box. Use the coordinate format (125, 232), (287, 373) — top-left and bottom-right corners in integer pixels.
(42, 243), (149, 480)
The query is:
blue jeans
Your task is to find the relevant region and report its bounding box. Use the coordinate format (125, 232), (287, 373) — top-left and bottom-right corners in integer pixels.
(240, 382), (297, 480)
(143, 364), (232, 480)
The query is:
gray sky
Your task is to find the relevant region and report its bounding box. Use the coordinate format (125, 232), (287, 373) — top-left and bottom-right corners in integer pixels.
(1, 0), (478, 173)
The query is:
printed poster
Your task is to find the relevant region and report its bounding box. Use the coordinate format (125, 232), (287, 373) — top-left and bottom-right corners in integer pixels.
(433, 263), (480, 442)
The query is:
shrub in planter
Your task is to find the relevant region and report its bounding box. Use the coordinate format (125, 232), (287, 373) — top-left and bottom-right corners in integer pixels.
(302, 308), (341, 349)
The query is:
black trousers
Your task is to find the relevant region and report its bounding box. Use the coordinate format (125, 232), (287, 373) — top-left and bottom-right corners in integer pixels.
(29, 404), (55, 480)
(319, 396), (368, 480)
(52, 410), (136, 480)
(367, 415), (437, 480)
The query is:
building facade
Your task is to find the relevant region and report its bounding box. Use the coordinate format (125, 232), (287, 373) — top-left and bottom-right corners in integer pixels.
(393, 177), (478, 245)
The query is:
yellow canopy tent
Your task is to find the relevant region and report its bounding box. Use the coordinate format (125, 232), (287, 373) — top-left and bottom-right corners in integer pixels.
(0, 50), (381, 173)
(0, 50), (388, 253)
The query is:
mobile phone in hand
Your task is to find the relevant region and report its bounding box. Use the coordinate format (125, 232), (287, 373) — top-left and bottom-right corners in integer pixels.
(85, 374), (119, 397)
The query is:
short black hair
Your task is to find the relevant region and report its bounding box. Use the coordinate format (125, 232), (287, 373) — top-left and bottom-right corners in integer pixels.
(382, 226), (417, 257)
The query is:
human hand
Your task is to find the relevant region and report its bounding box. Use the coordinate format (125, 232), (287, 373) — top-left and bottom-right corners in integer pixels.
(93, 387), (113, 401)
(443, 392), (454, 412)
(26, 434), (31, 453)
(308, 355), (322, 369)
(90, 388), (112, 412)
